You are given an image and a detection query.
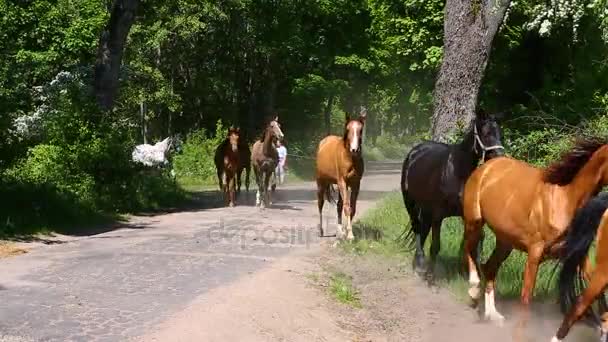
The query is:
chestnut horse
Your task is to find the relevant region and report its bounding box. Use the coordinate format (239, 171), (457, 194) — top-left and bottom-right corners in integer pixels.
(462, 137), (608, 325)
(251, 116), (284, 208)
(315, 108), (366, 241)
(401, 110), (504, 282)
(553, 192), (608, 342)
(214, 127), (241, 207)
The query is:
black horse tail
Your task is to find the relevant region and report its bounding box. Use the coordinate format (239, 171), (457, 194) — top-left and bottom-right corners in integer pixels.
(559, 193), (608, 323)
(397, 151), (415, 248)
(325, 185), (337, 204)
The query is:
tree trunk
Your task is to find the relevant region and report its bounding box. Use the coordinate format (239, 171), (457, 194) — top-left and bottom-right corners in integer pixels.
(431, 0), (511, 141)
(140, 100), (147, 144)
(324, 94), (334, 135)
(94, 0), (139, 111)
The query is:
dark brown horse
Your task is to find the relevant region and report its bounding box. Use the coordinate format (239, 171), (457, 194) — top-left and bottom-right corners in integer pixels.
(251, 116), (284, 208)
(461, 137), (608, 325)
(401, 110), (504, 282)
(315, 108), (366, 241)
(213, 127), (241, 207)
(553, 192), (608, 342)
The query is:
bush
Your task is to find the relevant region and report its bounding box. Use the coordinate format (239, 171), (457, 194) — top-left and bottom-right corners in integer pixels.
(172, 119), (227, 186)
(505, 113), (608, 167)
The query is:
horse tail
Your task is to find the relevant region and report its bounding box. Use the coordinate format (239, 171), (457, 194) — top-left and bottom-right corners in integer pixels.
(558, 193), (608, 323)
(325, 185), (337, 204)
(397, 151), (416, 248)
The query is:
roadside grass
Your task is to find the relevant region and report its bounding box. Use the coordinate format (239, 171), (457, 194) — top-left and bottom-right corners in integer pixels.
(328, 271), (362, 308)
(343, 191), (561, 302)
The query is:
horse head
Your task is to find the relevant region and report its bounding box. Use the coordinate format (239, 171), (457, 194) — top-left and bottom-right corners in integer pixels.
(268, 115), (284, 141)
(472, 109), (504, 162)
(343, 107), (367, 156)
(228, 127), (240, 152)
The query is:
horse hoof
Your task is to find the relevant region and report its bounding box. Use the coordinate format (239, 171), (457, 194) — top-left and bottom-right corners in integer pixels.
(425, 272), (436, 286)
(485, 311), (505, 326)
(346, 233), (354, 241)
(229, 202), (235, 207)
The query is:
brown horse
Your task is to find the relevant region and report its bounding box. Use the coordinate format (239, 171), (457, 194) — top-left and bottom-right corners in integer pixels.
(461, 137), (608, 325)
(553, 192), (608, 342)
(315, 108), (366, 241)
(251, 116), (284, 208)
(213, 127), (241, 207)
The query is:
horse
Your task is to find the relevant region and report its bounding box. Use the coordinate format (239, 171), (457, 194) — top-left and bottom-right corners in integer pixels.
(213, 127), (241, 207)
(237, 139), (251, 193)
(315, 108), (366, 241)
(251, 116), (284, 208)
(132, 136), (173, 167)
(401, 109), (504, 282)
(461, 137), (608, 325)
(552, 192), (608, 342)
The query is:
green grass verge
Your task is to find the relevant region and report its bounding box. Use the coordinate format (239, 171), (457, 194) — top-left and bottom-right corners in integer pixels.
(328, 271), (362, 308)
(345, 191), (561, 301)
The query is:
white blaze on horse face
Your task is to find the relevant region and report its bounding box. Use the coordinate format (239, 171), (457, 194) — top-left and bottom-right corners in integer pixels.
(550, 337), (561, 342)
(349, 121), (361, 152)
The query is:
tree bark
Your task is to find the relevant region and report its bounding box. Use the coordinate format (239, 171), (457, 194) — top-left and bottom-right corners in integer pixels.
(431, 0), (511, 141)
(94, 0), (139, 111)
(324, 94), (334, 135)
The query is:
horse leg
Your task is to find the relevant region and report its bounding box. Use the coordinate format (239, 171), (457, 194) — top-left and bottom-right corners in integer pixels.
(513, 245), (544, 340)
(404, 198), (426, 273)
(222, 171), (229, 206)
(263, 170), (272, 208)
(254, 168), (262, 207)
(482, 240), (513, 324)
(553, 260), (608, 342)
(427, 217), (444, 285)
(346, 183), (360, 241)
(336, 180), (349, 241)
(229, 173), (236, 207)
(336, 191), (344, 239)
(553, 275), (608, 341)
(217, 166), (223, 191)
(413, 214), (432, 277)
(464, 218), (485, 305)
(317, 181), (326, 237)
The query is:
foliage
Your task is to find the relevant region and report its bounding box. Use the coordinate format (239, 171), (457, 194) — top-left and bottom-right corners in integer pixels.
(328, 271), (362, 308)
(172, 120), (228, 186)
(1, 0), (608, 236)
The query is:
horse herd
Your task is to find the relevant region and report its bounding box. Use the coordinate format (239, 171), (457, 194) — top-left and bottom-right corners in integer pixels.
(212, 109), (608, 341)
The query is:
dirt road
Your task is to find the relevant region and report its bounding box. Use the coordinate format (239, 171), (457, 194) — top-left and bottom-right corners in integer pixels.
(0, 161), (394, 342)
(0, 161), (598, 342)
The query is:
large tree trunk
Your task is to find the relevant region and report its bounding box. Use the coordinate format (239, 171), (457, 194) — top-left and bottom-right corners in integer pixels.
(431, 0), (511, 141)
(94, 0), (139, 111)
(324, 94), (334, 135)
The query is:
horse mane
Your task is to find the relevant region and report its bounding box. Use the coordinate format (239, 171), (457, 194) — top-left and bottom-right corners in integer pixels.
(543, 136), (608, 185)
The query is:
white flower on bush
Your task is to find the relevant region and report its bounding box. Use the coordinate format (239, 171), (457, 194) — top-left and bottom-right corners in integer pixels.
(525, 0), (607, 42)
(539, 19), (552, 35)
(11, 70), (85, 140)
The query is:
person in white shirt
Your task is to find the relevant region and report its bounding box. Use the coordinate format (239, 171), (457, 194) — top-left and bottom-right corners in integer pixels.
(275, 140), (287, 186)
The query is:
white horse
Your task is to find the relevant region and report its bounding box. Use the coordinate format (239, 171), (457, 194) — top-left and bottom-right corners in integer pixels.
(131, 137), (173, 167)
